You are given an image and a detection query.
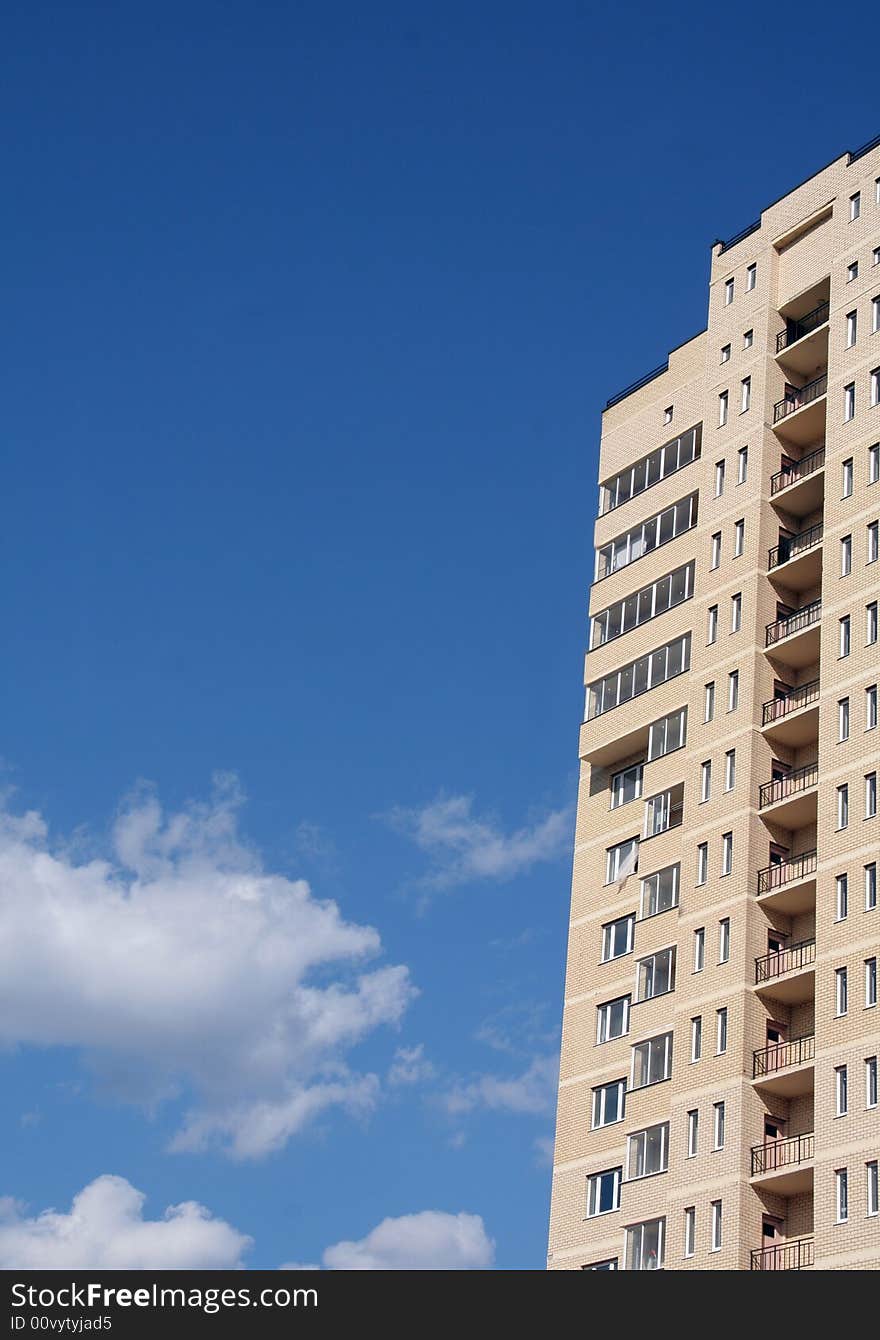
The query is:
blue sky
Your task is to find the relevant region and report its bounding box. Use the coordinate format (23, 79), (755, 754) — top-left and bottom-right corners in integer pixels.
(0, 0), (876, 1270)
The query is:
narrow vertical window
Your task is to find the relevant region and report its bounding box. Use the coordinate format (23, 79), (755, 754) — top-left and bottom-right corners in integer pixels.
(746, 263), (756, 291)
(836, 966), (849, 1016)
(724, 750), (735, 791)
(733, 519), (745, 556)
(866, 773), (877, 819)
(721, 834), (733, 876)
(707, 604), (718, 643)
(687, 1109), (698, 1157)
(740, 377), (751, 413)
(836, 873), (849, 922)
(727, 670), (739, 711)
(710, 1200), (722, 1251)
(867, 1162), (879, 1217)
(730, 593), (742, 632)
(866, 957), (877, 1008)
(693, 928), (705, 973)
(866, 862), (878, 911)
(714, 460), (726, 495)
(843, 457), (854, 497)
(844, 382), (856, 421)
(690, 1016), (702, 1062)
(700, 760), (712, 803)
(718, 392), (728, 428)
(867, 1057), (878, 1109)
(718, 918), (730, 964)
(868, 686), (879, 730)
(836, 1169), (849, 1223)
(683, 1207), (696, 1256)
(713, 1102), (725, 1150)
(737, 446), (748, 482)
(840, 615), (851, 657)
(710, 532), (721, 569)
(871, 443), (880, 483)
(839, 697), (850, 741)
(868, 521), (879, 563)
(696, 843), (708, 886)
(850, 191), (861, 221)
(723, 278), (734, 306)
(867, 602), (878, 645)
(841, 534), (852, 576)
(846, 310), (858, 347)
(704, 682), (715, 722)
(836, 1064), (848, 1116)
(838, 783), (849, 829)
(715, 1007), (728, 1054)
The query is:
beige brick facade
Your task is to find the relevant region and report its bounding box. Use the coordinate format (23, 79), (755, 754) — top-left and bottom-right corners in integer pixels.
(549, 137), (880, 1271)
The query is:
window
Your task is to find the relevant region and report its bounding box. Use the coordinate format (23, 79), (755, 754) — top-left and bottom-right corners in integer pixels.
(850, 191), (861, 221)
(647, 706), (687, 760)
(740, 377), (751, 413)
(700, 760), (711, 803)
(597, 995), (631, 1043)
(866, 957), (877, 1008)
(730, 592), (742, 632)
(737, 445), (748, 483)
(844, 382), (856, 421)
(746, 262), (756, 291)
(643, 784), (684, 838)
(625, 1218), (665, 1271)
(872, 368), (880, 408)
(743, 328), (753, 348)
(877, 177), (880, 204)
(664, 406), (673, 425)
(836, 966), (849, 1016)
(843, 457), (854, 497)
(868, 521), (879, 563)
(592, 1079), (626, 1129)
(714, 460), (726, 496)
(583, 1259), (617, 1271)
(704, 681), (715, 723)
(875, 247), (880, 267)
(720, 343), (730, 363)
(587, 1167), (622, 1217)
(874, 295), (880, 334)
(610, 763), (643, 809)
(602, 914), (635, 962)
(627, 1123), (669, 1180)
(696, 843), (708, 886)
(866, 862), (878, 911)
(718, 392), (728, 428)
(686, 1109), (698, 1157)
(848, 261), (859, 283)
(841, 534), (852, 576)
(605, 838), (639, 885)
(836, 1169), (849, 1224)
(683, 1207), (695, 1257)
(868, 1162), (879, 1217)
(871, 443), (880, 483)
(710, 531), (721, 569)
(596, 494), (699, 579)
(838, 783), (849, 829)
(631, 1032), (673, 1089)
(710, 1201), (722, 1252)
(724, 750), (735, 792)
(733, 519), (745, 557)
(707, 604), (718, 643)
(867, 1056), (878, 1109)
(591, 561), (695, 648)
(866, 772), (877, 819)
(637, 947), (676, 1001)
(715, 1007), (728, 1054)
(690, 1016), (702, 1062)
(719, 918), (730, 964)
(846, 310), (858, 347)
(727, 670), (739, 711)
(840, 615), (851, 658)
(839, 697), (850, 742)
(721, 832), (733, 876)
(599, 426), (701, 514)
(693, 927), (705, 973)
(588, 633), (691, 719)
(723, 277), (734, 306)
(869, 603), (879, 645)
(640, 864), (679, 918)
(836, 873), (849, 921)
(836, 1064), (849, 1116)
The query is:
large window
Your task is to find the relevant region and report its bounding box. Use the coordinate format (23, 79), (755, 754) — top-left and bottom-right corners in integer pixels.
(591, 562), (695, 648)
(637, 947), (676, 1002)
(587, 1167), (622, 1218)
(647, 706), (687, 761)
(601, 914), (635, 962)
(596, 494), (698, 581)
(643, 783), (684, 837)
(626, 1123), (669, 1180)
(640, 864), (679, 918)
(592, 1079), (626, 1129)
(625, 1218), (665, 1270)
(599, 425), (701, 514)
(588, 634), (691, 719)
(631, 1032), (673, 1089)
(610, 762), (643, 809)
(605, 837), (639, 885)
(597, 996), (631, 1044)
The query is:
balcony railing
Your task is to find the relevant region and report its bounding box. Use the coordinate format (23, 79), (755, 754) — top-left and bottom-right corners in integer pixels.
(757, 850), (817, 896)
(773, 373), (828, 424)
(762, 679), (820, 726)
(753, 1033), (815, 1079)
(750, 1237), (815, 1271)
(770, 446), (825, 495)
(755, 938), (816, 983)
(759, 762), (818, 810)
(768, 523), (823, 571)
(765, 599), (821, 647)
(751, 1132), (815, 1177)
(776, 301), (830, 353)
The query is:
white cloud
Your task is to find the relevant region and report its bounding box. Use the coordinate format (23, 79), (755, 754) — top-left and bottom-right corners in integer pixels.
(0, 1176), (249, 1269)
(0, 776), (415, 1158)
(282, 1211), (494, 1271)
(385, 794), (572, 892)
(533, 1135), (555, 1167)
(387, 1044), (435, 1088)
(441, 1054), (558, 1117)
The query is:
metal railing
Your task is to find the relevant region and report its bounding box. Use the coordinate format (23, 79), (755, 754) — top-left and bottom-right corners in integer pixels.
(757, 849), (817, 896)
(768, 523), (823, 571)
(762, 679), (820, 726)
(759, 762), (818, 809)
(776, 301), (830, 353)
(765, 599), (821, 647)
(756, 938), (816, 983)
(750, 1237), (815, 1271)
(751, 1132), (814, 1177)
(773, 373), (828, 423)
(770, 446), (825, 495)
(753, 1033), (815, 1078)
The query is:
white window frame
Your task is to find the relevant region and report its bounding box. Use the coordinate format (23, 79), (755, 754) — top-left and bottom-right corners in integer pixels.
(730, 592), (742, 632)
(626, 1122), (670, 1181)
(683, 1207), (695, 1257)
(840, 615), (851, 658)
(868, 1161), (879, 1218)
(841, 534), (852, 576)
(624, 1217), (665, 1271)
(836, 1168), (849, 1224)
(836, 1064), (848, 1116)
(843, 457), (854, 497)
(597, 995), (631, 1044)
(710, 1200), (722, 1252)
(718, 392), (728, 428)
(740, 377), (751, 413)
(844, 382), (855, 421)
(693, 927), (705, 973)
(715, 1007), (728, 1054)
(866, 956), (877, 1008)
(839, 697), (850, 742)
(866, 862), (878, 911)
(696, 843), (708, 887)
(838, 783), (849, 829)
(723, 278), (734, 306)
(713, 1101), (725, 1150)
(591, 1078), (626, 1129)
(721, 832), (733, 876)
(587, 1166), (622, 1218)
(866, 1056), (878, 1109)
(610, 763), (644, 810)
(836, 873), (849, 922)
(846, 309), (858, 347)
(727, 670), (739, 711)
(836, 966), (849, 1017)
(686, 1109), (698, 1158)
(746, 262), (756, 291)
(601, 914), (636, 963)
(718, 917), (730, 964)
(724, 749), (735, 792)
(866, 772), (877, 819)
(690, 1015), (702, 1063)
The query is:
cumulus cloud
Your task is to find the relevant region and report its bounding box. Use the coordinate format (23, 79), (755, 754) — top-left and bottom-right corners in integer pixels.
(387, 1044), (435, 1088)
(0, 1176), (249, 1269)
(282, 1211), (494, 1271)
(0, 776), (415, 1158)
(385, 794), (572, 893)
(441, 1054), (558, 1117)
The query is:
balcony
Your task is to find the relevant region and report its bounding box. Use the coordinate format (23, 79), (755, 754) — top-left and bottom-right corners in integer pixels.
(773, 374), (827, 446)
(767, 524), (823, 592)
(762, 679), (819, 747)
(750, 1237), (814, 1271)
(775, 300), (830, 376)
(758, 762), (818, 827)
(756, 850), (817, 913)
(753, 1034), (815, 1097)
(770, 447), (825, 517)
(765, 600), (821, 668)
(751, 1132), (815, 1193)
(755, 938), (816, 1004)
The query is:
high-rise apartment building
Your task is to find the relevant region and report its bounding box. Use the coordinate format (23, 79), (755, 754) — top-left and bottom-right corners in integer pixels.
(549, 135), (880, 1271)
